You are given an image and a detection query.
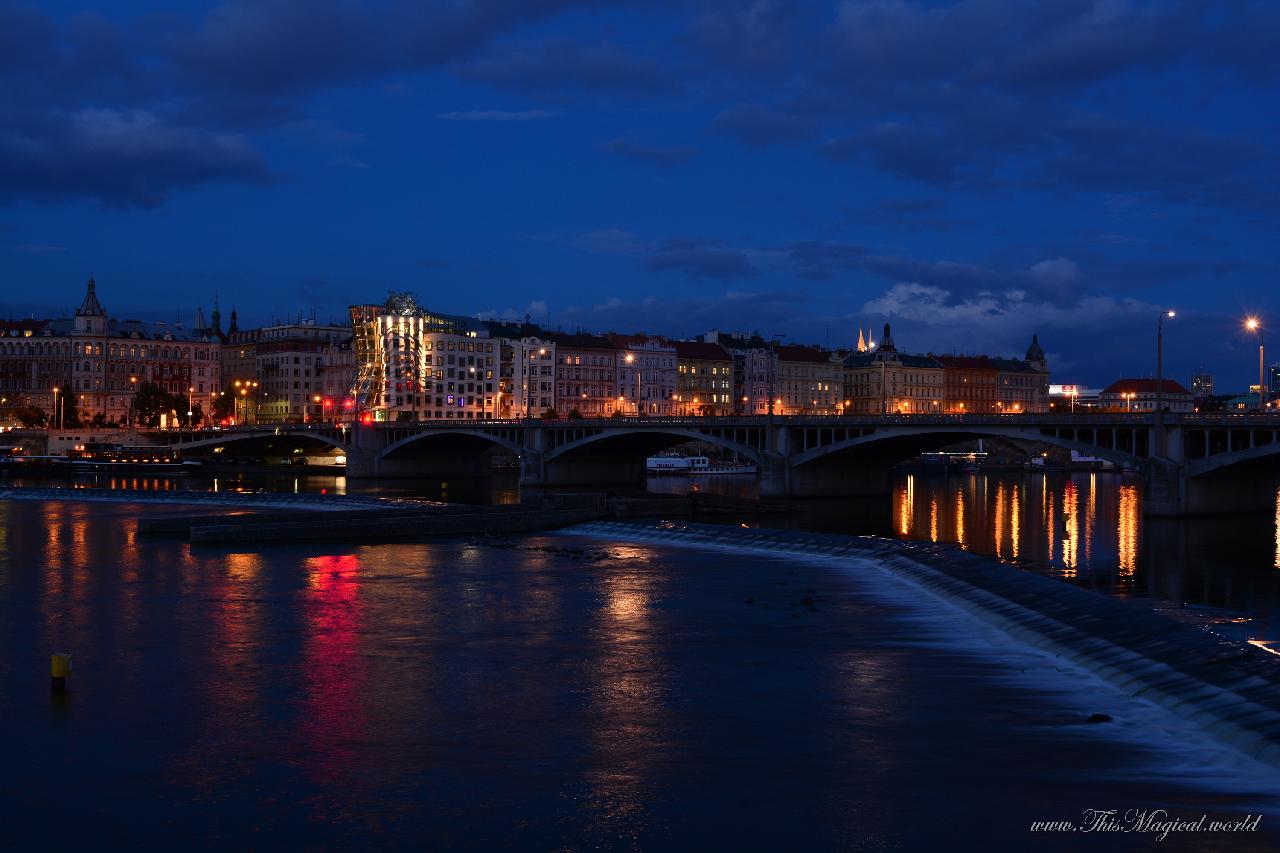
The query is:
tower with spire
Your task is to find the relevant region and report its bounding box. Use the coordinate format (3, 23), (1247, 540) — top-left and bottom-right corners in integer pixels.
(856, 323), (868, 353)
(211, 296), (223, 338)
(74, 274), (107, 334)
(877, 322), (897, 354)
(1025, 333), (1047, 372)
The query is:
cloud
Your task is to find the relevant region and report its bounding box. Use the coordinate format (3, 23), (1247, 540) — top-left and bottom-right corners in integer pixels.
(646, 238), (759, 279)
(843, 198), (965, 233)
(437, 109), (560, 121)
(711, 104), (817, 147)
(604, 139), (695, 166)
(571, 229), (760, 278)
(819, 122), (980, 185)
(0, 108), (273, 208)
(497, 289), (810, 338)
(1037, 116), (1280, 213)
(458, 41), (678, 96)
(857, 280), (1155, 361)
(168, 0), (601, 97)
(1029, 256), (1081, 291)
(688, 0), (799, 73)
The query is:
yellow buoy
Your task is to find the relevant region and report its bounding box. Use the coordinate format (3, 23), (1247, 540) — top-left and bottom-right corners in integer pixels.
(51, 653), (72, 689)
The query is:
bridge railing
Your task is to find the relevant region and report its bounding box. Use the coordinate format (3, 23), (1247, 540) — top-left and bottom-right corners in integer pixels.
(140, 411), (1280, 437)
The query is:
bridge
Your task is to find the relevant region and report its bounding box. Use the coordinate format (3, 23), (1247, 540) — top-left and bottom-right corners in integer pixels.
(150, 413), (1280, 516)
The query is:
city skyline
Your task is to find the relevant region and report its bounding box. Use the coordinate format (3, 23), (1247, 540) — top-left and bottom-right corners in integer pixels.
(0, 276), (1271, 394)
(2, 2), (1277, 390)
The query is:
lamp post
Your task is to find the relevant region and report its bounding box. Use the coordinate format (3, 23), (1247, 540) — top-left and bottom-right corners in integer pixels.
(51, 386), (60, 431)
(1155, 309), (1175, 456)
(767, 335), (785, 418)
(624, 353), (641, 416)
(1245, 317), (1265, 411)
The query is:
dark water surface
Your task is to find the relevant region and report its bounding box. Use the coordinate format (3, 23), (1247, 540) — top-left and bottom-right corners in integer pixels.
(2, 499), (1279, 851)
(656, 468), (1280, 631)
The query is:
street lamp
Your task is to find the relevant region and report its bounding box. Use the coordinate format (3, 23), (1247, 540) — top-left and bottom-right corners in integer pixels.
(1155, 309), (1175, 456)
(1245, 316), (1265, 411)
(624, 353), (641, 416)
(51, 386), (60, 431)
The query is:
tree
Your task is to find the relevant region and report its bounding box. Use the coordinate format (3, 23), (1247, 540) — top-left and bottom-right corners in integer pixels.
(15, 406), (46, 428)
(568, 407), (582, 419)
(178, 402), (204, 428)
(90, 413), (108, 428)
(211, 384), (236, 421)
(132, 381), (179, 428)
(541, 407), (560, 420)
(60, 395), (82, 429)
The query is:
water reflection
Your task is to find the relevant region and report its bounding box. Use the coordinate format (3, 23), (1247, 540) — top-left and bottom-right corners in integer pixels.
(1118, 484), (1139, 576)
(1061, 480), (1078, 578)
(2, 469), (522, 506)
(302, 554), (366, 783)
(1010, 484), (1020, 560)
(892, 472), (1141, 584)
(584, 545), (667, 844)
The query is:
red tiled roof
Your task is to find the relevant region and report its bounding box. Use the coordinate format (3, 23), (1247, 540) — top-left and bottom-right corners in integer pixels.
(775, 344), (832, 363)
(673, 341), (731, 361)
(0, 319), (50, 333)
(609, 333), (673, 349)
(545, 331), (614, 350)
(933, 354), (998, 370)
(1101, 378), (1192, 395)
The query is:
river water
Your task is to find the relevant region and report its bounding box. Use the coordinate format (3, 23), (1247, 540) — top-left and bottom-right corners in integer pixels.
(5, 468), (1280, 847)
(3, 496), (1280, 851)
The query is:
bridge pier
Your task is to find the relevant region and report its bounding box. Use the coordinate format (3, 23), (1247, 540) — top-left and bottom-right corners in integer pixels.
(1144, 459), (1279, 517)
(536, 456), (647, 489)
(761, 458), (894, 499)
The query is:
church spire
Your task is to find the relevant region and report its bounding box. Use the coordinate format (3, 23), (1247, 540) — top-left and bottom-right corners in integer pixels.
(856, 324), (867, 353)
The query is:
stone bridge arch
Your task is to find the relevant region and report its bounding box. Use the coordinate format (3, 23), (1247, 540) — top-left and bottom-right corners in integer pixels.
(377, 428), (527, 462)
(531, 425), (769, 489)
(788, 426), (1144, 470)
(1184, 442), (1280, 478)
(163, 428), (353, 454)
(544, 426), (767, 466)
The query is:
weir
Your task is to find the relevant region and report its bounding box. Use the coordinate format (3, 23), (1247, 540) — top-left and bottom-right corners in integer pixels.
(566, 520), (1280, 769)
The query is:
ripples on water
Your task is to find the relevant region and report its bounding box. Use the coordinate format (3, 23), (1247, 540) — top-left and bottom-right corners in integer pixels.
(7, 467), (1280, 622)
(4, 499), (1280, 850)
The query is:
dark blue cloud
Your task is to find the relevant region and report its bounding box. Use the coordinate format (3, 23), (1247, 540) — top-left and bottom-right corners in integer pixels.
(604, 139), (696, 166)
(0, 0), (1275, 386)
(645, 238), (759, 279)
(711, 104), (816, 147)
(458, 41), (679, 96)
(168, 0), (603, 97)
(0, 109), (273, 207)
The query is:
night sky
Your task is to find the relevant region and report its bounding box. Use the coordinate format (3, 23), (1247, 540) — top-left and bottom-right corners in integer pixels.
(2, 1), (1276, 389)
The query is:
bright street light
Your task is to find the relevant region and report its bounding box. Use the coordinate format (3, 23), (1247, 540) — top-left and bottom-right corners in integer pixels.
(1244, 316), (1265, 410)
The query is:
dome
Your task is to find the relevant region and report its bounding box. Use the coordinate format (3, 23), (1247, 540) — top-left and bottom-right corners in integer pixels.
(1025, 334), (1045, 362)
